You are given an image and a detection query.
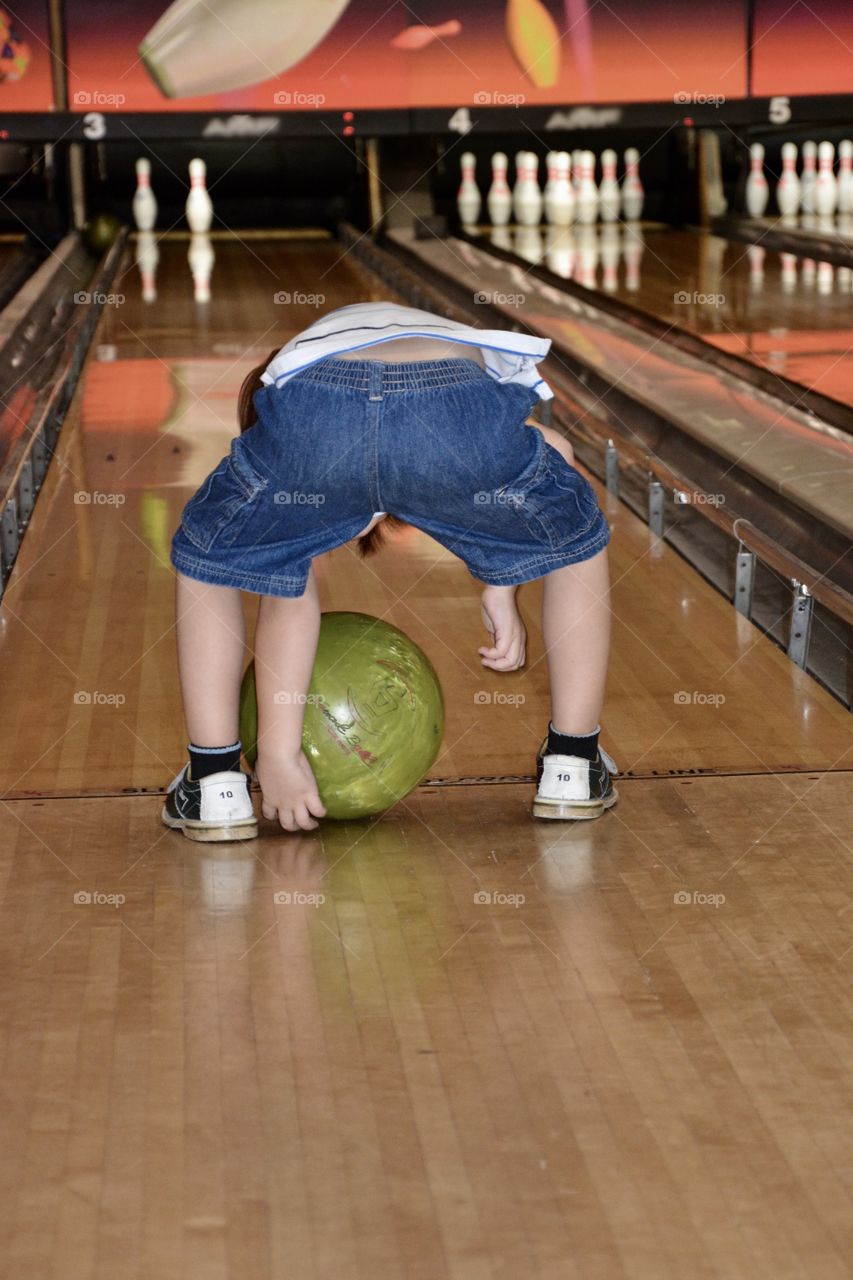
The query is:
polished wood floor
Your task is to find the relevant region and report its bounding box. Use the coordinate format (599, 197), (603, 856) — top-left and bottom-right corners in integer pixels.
(1, 238), (852, 1279)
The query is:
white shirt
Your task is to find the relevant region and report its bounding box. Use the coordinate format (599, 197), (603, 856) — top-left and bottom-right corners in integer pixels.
(260, 301), (554, 401)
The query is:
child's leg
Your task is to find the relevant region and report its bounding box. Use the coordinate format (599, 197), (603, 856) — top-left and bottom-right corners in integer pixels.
(175, 572), (246, 745)
(542, 548), (610, 734)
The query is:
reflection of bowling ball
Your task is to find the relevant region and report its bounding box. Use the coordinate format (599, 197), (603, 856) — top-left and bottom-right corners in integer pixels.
(240, 612), (444, 820)
(85, 214), (122, 253)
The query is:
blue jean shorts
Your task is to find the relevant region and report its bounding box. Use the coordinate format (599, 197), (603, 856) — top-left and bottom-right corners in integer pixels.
(170, 358), (610, 597)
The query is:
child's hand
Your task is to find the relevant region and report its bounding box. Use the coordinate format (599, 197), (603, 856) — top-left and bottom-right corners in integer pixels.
(479, 586), (527, 671)
(256, 748), (327, 832)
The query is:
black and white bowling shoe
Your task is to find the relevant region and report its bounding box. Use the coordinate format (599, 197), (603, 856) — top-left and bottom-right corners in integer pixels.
(533, 742), (618, 820)
(162, 765), (258, 842)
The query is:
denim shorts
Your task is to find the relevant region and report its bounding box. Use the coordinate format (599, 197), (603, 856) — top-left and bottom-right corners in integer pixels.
(170, 358), (610, 597)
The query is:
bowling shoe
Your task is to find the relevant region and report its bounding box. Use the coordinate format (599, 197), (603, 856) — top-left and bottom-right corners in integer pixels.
(162, 764), (258, 841)
(533, 742), (618, 820)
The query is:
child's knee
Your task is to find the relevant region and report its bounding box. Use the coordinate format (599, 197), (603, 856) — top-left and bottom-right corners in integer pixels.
(536, 424), (575, 466)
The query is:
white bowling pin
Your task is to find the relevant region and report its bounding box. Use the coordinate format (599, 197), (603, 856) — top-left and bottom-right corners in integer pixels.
(571, 150), (583, 193)
(801, 141), (817, 214)
(814, 141), (838, 217)
(135, 230), (159, 301)
(621, 147), (644, 221)
(599, 149), (620, 222)
(837, 140), (853, 215)
(575, 151), (599, 225)
(132, 157), (157, 232)
(457, 151), (481, 226)
(514, 153), (542, 227)
(138, 0), (352, 98)
(188, 232), (215, 302)
(487, 152), (512, 226)
(186, 157), (214, 233)
(545, 152), (574, 227)
(745, 142), (768, 218)
(776, 142), (801, 217)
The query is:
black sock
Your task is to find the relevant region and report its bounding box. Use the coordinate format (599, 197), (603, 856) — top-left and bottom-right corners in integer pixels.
(547, 723), (599, 762)
(188, 741), (242, 780)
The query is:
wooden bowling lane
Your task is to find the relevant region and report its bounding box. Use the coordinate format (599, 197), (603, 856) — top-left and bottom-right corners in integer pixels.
(552, 225), (853, 412)
(2, 770), (852, 1278)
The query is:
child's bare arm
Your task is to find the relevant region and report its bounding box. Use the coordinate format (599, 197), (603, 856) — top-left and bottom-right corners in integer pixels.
(253, 568), (327, 831)
(479, 585), (527, 671)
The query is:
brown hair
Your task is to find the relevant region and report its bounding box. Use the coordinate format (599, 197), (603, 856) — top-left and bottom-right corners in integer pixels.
(238, 353), (406, 557)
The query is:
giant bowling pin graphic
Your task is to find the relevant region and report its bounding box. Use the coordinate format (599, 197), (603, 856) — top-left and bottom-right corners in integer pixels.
(139, 0), (352, 98)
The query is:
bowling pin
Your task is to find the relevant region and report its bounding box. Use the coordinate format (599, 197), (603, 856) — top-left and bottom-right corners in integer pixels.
(132, 157), (157, 232)
(801, 256), (816, 287)
(545, 152), (574, 227)
(598, 149), (621, 222)
(575, 151), (599, 225)
(186, 157), (214, 233)
(188, 232), (215, 302)
(572, 149), (583, 194)
(838, 140), (853, 215)
(801, 141), (817, 215)
(138, 0), (352, 98)
(487, 152), (513, 226)
(776, 142), (801, 217)
(135, 230), (159, 302)
(457, 151), (481, 226)
(514, 152), (543, 227)
(621, 147), (644, 221)
(814, 141), (838, 217)
(745, 142), (768, 218)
